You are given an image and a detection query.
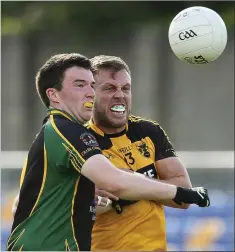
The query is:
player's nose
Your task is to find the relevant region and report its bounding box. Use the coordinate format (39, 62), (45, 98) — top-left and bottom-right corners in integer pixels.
(86, 85), (95, 98)
(114, 89), (124, 98)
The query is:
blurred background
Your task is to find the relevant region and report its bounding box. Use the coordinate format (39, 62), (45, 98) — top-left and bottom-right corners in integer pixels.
(1, 1), (234, 251)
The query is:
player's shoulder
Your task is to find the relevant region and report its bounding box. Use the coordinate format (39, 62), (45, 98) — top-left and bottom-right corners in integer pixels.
(128, 114), (161, 130)
(127, 115), (166, 139)
(48, 115), (99, 147)
(49, 114), (89, 135)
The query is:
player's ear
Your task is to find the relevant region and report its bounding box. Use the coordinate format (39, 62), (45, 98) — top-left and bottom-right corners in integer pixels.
(46, 88), (60, 104)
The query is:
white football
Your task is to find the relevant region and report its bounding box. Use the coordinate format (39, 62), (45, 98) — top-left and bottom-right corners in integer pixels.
(168, 6), (227, 64)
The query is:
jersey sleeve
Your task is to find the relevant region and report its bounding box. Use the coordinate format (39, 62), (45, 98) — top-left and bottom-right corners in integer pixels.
(52, 117), (102, 173)
(141, 120), (177, 161)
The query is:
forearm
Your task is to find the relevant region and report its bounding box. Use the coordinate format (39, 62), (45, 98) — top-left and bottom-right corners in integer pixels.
(156, 175), (192, 209)
(83, 155), (177, 201)
(114, 172), (177, 201)
(83, 155), (203, 206)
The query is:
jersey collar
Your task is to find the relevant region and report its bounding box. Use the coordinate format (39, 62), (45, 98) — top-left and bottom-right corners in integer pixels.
(88, 119), (129, 137)
(47, 108), (79, 123)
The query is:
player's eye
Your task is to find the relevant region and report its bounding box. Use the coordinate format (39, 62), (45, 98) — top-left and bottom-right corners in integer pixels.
(104, 86), (114, 91)
(122, 86), (130, 91)
(76, 83), (84, 88)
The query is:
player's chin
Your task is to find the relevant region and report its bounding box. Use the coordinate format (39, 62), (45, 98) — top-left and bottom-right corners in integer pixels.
(109, 117), (127, 128)
(82, 110), (93, 122)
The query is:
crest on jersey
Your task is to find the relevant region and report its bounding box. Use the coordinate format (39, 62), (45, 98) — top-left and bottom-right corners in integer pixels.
(80, 133), (99, 147)
(136, 142), (150, 158)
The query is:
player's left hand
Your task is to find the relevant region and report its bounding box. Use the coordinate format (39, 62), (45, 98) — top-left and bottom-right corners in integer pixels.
(173, 186), (210, 207)
(192, 187), (210, 207)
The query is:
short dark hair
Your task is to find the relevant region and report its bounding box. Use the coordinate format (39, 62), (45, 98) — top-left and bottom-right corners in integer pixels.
(90, 55), (131, 76)
(36, 53), (92, 108)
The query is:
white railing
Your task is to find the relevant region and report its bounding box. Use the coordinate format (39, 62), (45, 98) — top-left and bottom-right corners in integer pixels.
(0, 151), (234, 169)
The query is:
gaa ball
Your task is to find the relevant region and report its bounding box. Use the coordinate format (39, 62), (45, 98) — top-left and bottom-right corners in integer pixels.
(168, 6), (227, 64)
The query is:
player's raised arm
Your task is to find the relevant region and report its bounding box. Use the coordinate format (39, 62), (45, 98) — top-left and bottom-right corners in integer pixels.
(81, 154), (210, 207)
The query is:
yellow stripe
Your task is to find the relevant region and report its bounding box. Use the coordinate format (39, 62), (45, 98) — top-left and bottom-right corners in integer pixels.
(7, 225), (19, 249)
(29, 144), (47, 216)
(50, 110), (73, 121)
(7, 146), (47, 248)
(70, 153), (82, 171)
(71, 159), (81, 173)
(71, 178), (80, 251)
(20, 157), (28, 188)
(129, 114), (141, 122)
(62, 143), (83, 170)
(62, 142), (83, 167)
(129, 115), (173, 141)
(50, 115), (85, 165)
(65, 239), (70, 251)
(19, 244), (24, 251)
(70, 155), (82, 171)
(10, 229), (25, 251)
(88, 119), (104, 136)
(71, 155), (82, 171)
(137, 116), (173, 145)
(129, 114), (158, 124)
(7, 229), (25, 251)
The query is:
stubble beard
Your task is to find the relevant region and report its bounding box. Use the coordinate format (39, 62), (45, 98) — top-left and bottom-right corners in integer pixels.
(94, 108), (129, 130)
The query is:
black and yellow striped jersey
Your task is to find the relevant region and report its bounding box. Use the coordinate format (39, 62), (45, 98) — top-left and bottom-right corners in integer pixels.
(7, 108), (102, 251)
(89, 115), (176, 251)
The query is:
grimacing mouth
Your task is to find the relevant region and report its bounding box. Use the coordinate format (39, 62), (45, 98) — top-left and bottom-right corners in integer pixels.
(110, 104), (126, 113)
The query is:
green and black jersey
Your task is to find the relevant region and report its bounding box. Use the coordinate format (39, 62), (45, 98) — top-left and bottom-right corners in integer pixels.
(7, 109), (102, 251)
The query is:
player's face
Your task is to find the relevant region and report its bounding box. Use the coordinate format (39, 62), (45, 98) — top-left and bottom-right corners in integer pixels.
(57, 66), (95, 123)
(93, 69), (132, 133)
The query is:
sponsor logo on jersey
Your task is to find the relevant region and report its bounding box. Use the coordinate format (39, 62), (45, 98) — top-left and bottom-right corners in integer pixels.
(89, 206), (96, 214)
(81, 146), (100, 156)
(137, 164), (158, 179)
(118, 145), (132, 154)
(143, 168), (155, 178)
